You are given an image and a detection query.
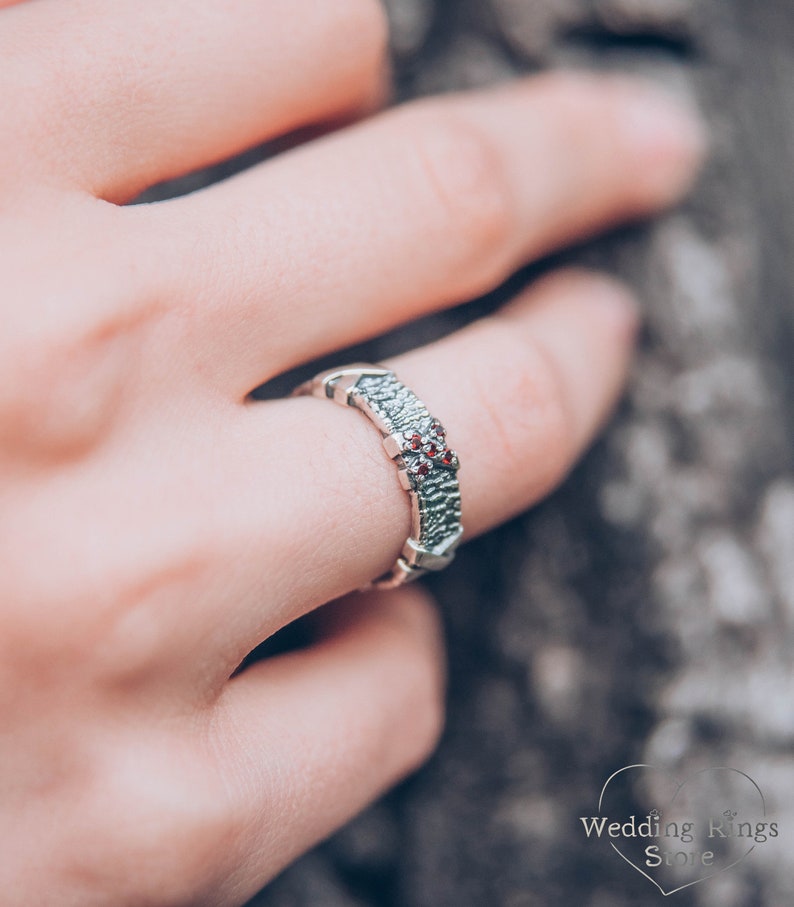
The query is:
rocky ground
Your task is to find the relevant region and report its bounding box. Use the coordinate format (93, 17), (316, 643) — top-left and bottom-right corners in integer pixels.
(238, 2), (794, 904)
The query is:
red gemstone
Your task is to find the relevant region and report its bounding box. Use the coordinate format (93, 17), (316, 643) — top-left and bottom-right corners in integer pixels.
(426, 443), (438, 457)
(432, 422), (445, 438)
(441, 449), (456, 466)
(409, 433), (423, 451)
(416, 463), (431, 477)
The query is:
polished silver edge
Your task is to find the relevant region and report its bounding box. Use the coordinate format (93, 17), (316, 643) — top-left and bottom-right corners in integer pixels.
(294, 365), (392, 404)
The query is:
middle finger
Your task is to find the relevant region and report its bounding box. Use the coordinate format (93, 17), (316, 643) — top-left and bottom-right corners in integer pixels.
(140, 73), (705, 397)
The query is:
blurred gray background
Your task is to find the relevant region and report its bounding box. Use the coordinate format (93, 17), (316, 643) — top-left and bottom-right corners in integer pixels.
(236, 1), (794, 904)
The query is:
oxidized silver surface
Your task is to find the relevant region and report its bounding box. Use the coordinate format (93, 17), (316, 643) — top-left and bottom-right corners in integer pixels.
(296, 365), (463, 588)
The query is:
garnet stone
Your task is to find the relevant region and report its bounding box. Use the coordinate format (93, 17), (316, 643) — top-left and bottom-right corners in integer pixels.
(401, 426), (457, 481)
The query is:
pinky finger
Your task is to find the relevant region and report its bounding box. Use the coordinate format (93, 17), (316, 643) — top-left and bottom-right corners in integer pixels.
(208, 586), (445, 902)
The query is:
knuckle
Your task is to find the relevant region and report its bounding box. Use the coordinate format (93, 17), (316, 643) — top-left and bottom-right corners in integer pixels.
(0, 492), (202, 683)
(90, 541), (211, 690)
(518, 339), (578, 493)
(59, 547), (203, 690)
(0, 312), (137, 463)
(87, 595), (176, 691)
(410, 112), (514, 282)
(475, 323), (577, 496)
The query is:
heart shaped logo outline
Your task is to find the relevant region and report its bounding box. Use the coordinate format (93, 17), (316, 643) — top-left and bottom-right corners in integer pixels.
(597, 764), (766, 897)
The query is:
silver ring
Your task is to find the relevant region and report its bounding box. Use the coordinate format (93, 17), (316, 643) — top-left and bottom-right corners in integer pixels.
(294, 364), (463, 588)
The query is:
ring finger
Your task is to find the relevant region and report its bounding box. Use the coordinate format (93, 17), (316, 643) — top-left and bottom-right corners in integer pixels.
(194, 268), (639, 667)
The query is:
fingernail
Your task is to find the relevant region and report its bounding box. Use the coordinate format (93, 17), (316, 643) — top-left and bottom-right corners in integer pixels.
(614, 79), (708, 190)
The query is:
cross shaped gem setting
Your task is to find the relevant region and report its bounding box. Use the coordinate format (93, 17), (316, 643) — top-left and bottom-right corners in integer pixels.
(400, 422), (459, 481)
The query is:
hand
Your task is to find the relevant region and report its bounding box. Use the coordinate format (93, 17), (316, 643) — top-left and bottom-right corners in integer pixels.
(0, 1), (705, 903)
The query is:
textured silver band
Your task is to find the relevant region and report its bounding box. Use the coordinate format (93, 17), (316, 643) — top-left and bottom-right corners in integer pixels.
(295, 365), (463, 588)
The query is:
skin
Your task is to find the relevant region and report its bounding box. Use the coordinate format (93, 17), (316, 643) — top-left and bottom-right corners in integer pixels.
(0, 0), (706, 904)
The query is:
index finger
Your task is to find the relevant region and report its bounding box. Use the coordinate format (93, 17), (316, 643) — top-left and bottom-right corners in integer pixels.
(0, 0), (387, 201)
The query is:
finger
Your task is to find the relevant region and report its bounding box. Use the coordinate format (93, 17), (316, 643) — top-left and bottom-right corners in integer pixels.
(6, 270), (632, 689)
(207, 586), (444, 903)
(0, 0), (388, 201)
(148, 73), (704, 395)
(191, 270), (636, 664)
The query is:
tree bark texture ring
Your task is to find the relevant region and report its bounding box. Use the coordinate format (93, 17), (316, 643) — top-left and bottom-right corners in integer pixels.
(295, 365), (463, 588)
